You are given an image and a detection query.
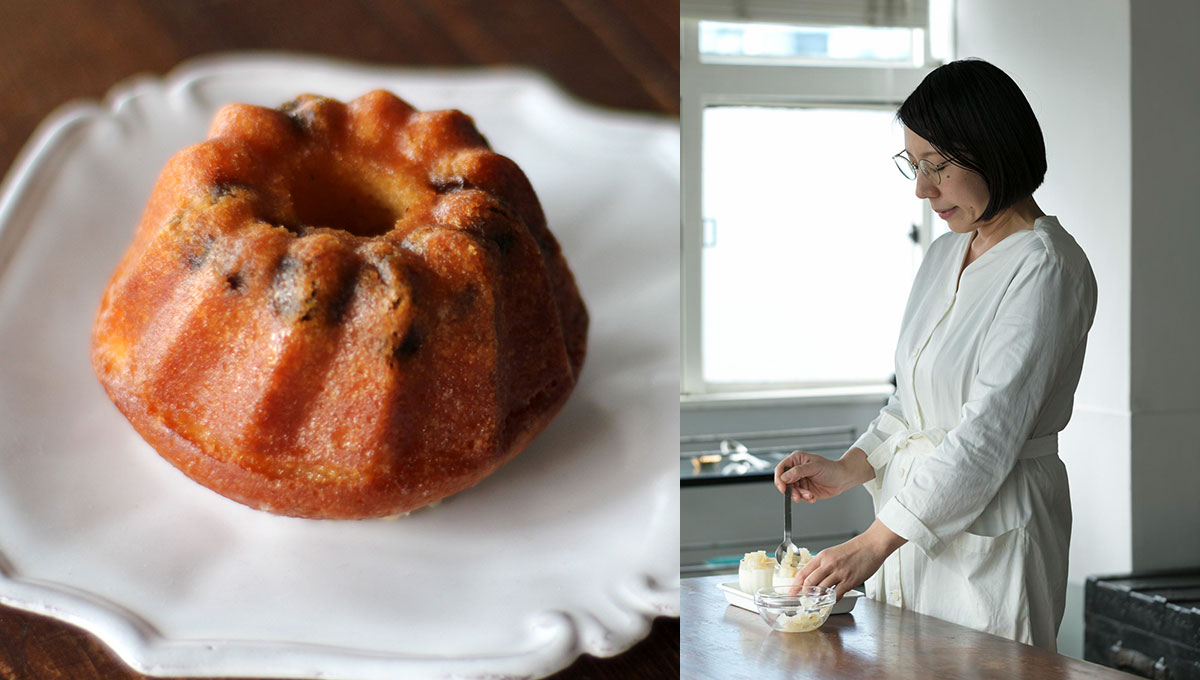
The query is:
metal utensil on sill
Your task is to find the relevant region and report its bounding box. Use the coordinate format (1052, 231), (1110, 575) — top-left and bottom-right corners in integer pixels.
(775, 487), (800, 565)
(719, 439), (771, 476)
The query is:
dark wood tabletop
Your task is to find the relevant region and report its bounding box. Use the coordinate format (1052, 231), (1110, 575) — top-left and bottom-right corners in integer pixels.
(0, 1), (678, 678)
(682, 574), (1137, 680)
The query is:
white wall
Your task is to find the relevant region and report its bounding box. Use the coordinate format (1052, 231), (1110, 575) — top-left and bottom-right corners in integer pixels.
(957, 0), (1200, 658)
(1128, 0), (1200, 573)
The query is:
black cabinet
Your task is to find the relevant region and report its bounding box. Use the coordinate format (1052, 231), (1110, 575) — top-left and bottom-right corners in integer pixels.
(1085, 568), (1200, 679)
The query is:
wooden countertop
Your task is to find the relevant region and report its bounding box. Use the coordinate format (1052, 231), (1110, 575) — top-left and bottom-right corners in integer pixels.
(682, 574), (1136, 680)
(0, 1), (677, 678)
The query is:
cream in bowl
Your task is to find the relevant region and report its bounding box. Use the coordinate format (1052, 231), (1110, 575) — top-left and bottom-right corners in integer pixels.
(753, 584), (836, 633)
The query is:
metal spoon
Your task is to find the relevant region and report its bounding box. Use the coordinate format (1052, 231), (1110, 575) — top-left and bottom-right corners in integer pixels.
(775, 486), (800, 565)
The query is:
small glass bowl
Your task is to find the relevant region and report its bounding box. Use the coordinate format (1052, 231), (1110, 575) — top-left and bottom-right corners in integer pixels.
(753, 585), (837, 633)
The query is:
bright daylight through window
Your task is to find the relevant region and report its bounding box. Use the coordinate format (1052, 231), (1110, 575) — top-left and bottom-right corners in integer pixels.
(701, 106), (920, 386)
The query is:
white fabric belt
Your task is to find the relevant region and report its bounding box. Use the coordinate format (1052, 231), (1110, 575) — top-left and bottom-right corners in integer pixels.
(880, 420), (1058, 461)
(1017, 433), (1059, 460)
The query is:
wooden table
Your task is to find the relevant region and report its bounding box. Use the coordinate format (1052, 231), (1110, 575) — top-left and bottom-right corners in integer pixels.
(0, 2), (678, 678)
(682, 574), (1137, 680)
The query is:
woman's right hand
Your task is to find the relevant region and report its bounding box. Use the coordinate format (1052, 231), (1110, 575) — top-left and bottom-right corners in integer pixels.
(773, 448), (872, 503)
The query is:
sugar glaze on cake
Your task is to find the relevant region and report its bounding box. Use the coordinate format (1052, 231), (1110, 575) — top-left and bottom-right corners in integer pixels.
(91, 91), (587, 519)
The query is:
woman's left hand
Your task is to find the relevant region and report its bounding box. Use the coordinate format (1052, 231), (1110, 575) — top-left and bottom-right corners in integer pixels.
(793, 519), (907, 600)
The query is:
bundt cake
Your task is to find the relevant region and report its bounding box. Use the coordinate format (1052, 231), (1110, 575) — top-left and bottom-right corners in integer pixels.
(90, 90), (588, 519)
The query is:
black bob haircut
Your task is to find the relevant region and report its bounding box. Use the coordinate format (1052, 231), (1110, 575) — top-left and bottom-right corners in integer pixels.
(897, 58), (1046, 223)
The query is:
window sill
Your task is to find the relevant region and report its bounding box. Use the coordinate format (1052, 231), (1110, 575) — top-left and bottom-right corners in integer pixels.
(680, 384), (894, 410)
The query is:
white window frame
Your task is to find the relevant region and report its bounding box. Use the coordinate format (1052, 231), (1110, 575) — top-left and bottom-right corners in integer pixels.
(680, 14), (950, 401)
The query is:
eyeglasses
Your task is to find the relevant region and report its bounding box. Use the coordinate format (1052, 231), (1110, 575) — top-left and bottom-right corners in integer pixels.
(892, 150), (951, 186)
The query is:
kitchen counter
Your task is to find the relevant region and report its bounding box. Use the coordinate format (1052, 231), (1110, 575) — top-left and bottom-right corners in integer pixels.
(682, 574), (1136, 679)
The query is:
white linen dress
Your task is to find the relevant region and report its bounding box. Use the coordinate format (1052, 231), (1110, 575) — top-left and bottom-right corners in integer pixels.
(851, 215), (1096, 651)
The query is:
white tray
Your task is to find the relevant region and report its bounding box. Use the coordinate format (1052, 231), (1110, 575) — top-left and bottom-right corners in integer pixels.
(716, 582), (863, 615)
(0, 53), (679, 680)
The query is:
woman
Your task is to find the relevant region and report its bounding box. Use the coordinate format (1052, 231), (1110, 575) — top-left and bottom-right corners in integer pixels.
(773, 58), (1096, 651)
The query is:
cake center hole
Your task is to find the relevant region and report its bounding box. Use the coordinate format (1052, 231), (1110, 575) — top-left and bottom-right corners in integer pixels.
(288, 165), (401, 238)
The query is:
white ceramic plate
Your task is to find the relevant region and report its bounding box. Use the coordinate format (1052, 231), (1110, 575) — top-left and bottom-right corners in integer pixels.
(0, 53), (679, 680)
(716, 582), (862, 615)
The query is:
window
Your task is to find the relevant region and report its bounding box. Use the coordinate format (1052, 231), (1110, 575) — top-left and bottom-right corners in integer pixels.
(701, 105), (921, 386)
(681, 1), (952, 399)
(699, 21), (922, 66)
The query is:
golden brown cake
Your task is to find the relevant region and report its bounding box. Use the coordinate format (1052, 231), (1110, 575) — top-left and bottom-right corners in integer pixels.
(91, 91), (587, 519)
